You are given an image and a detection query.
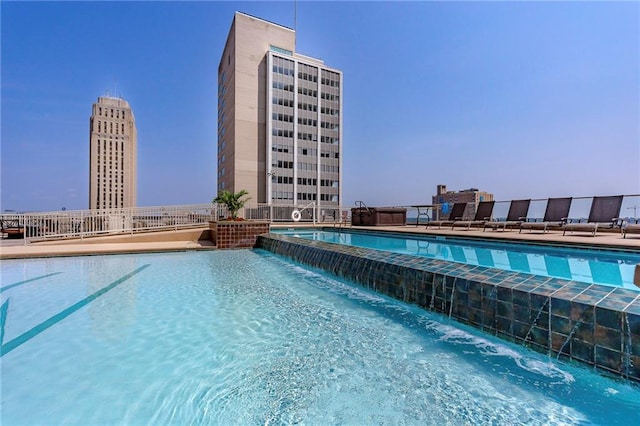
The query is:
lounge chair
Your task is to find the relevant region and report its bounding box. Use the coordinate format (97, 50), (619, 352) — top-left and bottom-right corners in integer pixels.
(484, 199), (531, 231)
(520, 197), (572, 234)
(622, 218), (640, 239)
(563, 195), (623, 237)
(451, 201), (495, 230)
(426, 202), (467, 229)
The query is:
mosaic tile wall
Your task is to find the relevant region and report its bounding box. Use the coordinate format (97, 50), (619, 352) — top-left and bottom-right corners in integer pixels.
(258, 233), (640, 383)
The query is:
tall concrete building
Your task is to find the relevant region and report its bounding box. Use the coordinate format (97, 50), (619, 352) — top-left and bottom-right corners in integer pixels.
(217, 12), (342, 211)
(89, 96), (137, 210)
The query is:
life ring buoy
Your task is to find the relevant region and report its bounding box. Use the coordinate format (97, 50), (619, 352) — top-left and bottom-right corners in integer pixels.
(291, 209), (302, 222)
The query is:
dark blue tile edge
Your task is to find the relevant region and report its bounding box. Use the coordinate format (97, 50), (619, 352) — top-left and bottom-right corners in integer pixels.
(258, 233), (640, 383)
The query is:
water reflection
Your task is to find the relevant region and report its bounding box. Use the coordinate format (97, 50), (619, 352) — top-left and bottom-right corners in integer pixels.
(285, 231), (638, 289)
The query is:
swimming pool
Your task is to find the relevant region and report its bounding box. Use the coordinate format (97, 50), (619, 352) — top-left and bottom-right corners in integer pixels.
(1, 251), (639, 424)
(273, 229), (640, 290)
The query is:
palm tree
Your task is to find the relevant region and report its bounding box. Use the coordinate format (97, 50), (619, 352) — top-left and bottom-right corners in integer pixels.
(213, 190), (251, 220)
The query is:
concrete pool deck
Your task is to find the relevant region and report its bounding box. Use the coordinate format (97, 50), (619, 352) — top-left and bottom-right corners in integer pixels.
(1, 223), (639, 260)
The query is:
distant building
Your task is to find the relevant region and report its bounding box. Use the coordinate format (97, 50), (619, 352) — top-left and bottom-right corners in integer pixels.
(432, 184), (494, 220)
(89, 96), (137, 209)
(217, 12), (342, 210)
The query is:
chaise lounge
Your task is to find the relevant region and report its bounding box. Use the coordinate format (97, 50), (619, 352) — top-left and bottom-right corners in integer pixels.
(563, 195), (623, 237)
(622, 219), (640, 239)
(520, 197), (572, 234)
(426, 202), (467, 229)
(484, 199), (531, 232)
(451, 201), (495, 230)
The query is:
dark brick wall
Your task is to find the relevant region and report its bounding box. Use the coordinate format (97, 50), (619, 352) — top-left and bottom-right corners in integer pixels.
(215, 222), (270, 249)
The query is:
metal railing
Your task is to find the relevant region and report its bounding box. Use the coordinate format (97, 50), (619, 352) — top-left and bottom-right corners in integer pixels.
(3, 194), (639, 243)
(1, 202), (348, 243)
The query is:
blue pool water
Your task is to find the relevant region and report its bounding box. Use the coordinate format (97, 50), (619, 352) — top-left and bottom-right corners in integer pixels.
(274, 229), (640, 290)
(1, 251), (639, 425)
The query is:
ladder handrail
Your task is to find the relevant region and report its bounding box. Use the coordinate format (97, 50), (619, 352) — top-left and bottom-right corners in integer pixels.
(354, 200), (372, 214)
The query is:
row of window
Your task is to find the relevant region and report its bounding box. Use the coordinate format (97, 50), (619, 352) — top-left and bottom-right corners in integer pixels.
(321, 164), (340, 173)
(320, 122), (339, 130)
(97, 140), (124, 151)
(96, 175), (124, 183)
(273, 129), (341, 142)
(321, 151), (339, 159)
(272, 147), (338, 160)
(273, 112), (294, 123)
(320, 194), (339, 202)
(274, 176), (294, 184)
(320, 77), (340, 88)
(275, 193), (337, 202)
(298, 87), (317, 97)
(97, 107), (126, 119)
(273, 64), (295, 76)
(321, 136), (339, 144)
(274, 160), (294, 169)
(272, 129), (294, 138)
(298, 132), (317, 141)
(298, 72), (317, 83)
(321, 179), (339, 187)
(298, 162), (317, 171)
(270, 177), (339, 188)
(273, 86), (339, 101)
(320, 107), (339, 116)
(96, 121), (126, 135)
(298, 117), (317, 126)
(271, 192), (339, 202)
(298, 177), (317, 186)
(273, 81), (295, 92)
(273, 97), (294, 107)
(273, 192), (294, 200)
(272, 108), (338, 122)
(321, 92), (339, 101)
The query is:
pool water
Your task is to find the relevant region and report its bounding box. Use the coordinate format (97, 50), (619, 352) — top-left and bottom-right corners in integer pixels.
(275, 229), (640, 290)
(1, 251), (639, 425)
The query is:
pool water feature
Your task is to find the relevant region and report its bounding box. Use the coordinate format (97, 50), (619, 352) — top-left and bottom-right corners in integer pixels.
(273, 229), (640, 290)
(2, 251), (638, 424)
(259, 232), (640, 382)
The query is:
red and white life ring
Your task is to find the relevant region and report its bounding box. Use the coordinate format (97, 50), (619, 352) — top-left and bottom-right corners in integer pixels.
(291, 209), (302, 222)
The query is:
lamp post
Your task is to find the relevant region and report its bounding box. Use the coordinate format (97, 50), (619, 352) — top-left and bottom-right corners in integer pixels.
(267, 171), (276, 220)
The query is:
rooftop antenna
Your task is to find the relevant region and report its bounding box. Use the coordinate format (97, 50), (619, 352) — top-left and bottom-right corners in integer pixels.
(294, 0), (297, 51)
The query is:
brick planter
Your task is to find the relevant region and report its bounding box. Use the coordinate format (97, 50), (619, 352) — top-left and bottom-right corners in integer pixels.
(211, 221), (270, 249)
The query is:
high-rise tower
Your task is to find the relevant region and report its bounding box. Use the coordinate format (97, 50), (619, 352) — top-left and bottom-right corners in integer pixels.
(89, 96), (137, 209)
(217, 12), (342, 211)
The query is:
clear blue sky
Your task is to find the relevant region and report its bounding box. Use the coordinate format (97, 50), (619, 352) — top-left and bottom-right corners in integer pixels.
(2, 1), (639, 212)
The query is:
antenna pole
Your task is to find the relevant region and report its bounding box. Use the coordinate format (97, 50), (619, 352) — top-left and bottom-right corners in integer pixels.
(294, 0), (297, 50)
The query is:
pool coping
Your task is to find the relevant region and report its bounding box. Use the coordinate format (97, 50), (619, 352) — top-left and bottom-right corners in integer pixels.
(258, 232), (640, 383)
